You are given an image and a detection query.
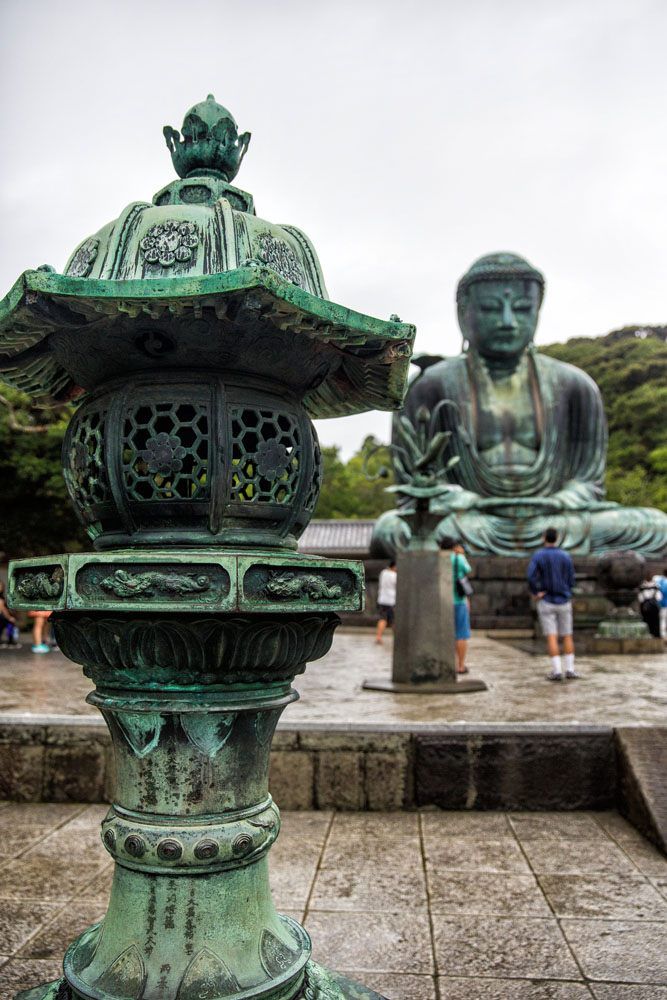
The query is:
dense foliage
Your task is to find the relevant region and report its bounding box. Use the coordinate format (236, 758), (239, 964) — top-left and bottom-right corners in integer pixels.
(314, 436), (395, 520)
(1, 325), (664, 557)
(541, 326), (667, 511)
(0, 386), (82, 559)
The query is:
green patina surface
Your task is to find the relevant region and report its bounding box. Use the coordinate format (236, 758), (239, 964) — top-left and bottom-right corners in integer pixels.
(6, 95), (401, 1000)
(372, 252), (667, 558)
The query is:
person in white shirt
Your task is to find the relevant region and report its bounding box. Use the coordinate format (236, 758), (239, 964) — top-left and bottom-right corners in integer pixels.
(375, 560), (397, 645)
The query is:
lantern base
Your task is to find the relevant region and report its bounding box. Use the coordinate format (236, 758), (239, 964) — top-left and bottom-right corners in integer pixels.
(363, 676), (487, 693)
(15, 962), (388, 1000)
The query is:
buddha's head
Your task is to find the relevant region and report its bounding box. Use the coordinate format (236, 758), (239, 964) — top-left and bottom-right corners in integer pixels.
(456, 253), (545, 361)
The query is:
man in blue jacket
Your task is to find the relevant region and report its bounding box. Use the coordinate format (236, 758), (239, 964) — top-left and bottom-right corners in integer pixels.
(527, 527), (578, 682)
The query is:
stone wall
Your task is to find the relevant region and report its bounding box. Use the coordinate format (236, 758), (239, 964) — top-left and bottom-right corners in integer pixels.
(0, 717), (617, 813)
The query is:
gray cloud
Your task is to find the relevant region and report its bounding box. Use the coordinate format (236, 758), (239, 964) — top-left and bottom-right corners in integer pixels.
(2, 0), (666, 456)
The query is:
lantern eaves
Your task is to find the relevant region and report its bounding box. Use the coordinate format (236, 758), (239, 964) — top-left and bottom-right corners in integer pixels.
(0, 267), (415, 419)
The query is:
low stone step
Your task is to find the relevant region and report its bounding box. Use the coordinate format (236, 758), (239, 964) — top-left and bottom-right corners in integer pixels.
(471, 614), (534, 630)
(616, 727), (667, 853)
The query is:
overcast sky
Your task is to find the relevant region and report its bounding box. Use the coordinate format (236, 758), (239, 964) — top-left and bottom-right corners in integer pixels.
(2, 0), (666, 456)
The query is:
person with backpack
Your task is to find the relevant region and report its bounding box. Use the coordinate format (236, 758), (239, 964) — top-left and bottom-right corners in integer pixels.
(639, 575), (662, 638)
(527, 527), (578, 682)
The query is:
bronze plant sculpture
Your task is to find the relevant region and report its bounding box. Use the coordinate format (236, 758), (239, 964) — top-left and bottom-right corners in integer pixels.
(1, 95), (415, 1000)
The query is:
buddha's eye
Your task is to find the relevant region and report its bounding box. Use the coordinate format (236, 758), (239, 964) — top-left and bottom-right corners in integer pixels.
(478, 300), (500, 312)
(512, 300), (532, 312)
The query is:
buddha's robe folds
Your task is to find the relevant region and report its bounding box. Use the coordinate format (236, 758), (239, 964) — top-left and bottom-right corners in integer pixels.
(371, 351), (667, 558)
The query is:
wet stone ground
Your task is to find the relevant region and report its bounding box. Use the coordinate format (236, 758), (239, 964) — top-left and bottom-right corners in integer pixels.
(0, 630), (666, 726)
(1, 804), (667, 999)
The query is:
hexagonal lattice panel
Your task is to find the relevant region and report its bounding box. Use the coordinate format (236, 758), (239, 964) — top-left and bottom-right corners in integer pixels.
(304, 425), (323, 512)
(230, 407), (301, 504)
(122, 402), (210, 501)
(66, 408), (109, 511)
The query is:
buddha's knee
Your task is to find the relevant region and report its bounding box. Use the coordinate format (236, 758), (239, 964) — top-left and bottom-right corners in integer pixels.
(589, 505), (667, 556)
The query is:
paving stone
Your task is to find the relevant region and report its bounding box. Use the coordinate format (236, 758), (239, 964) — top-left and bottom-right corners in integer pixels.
(438, 979), (592, 998)
(0, 802), (85, 861)
(26, 808), (108, 866)
(311, 861), (428, 912)
(269, 844), (321, 910)
(539, 874), (667, 920)
(422, 834), (531, 874)
(0, 958), (64, 995)
(345, 972), (436, 999)
(279, 810), (332, 848)
(19, 900), (106, 959)
(591, 986), (667, 998)
(509, 816), (636, 875)
(433, 915), (580, 979)
(0, 900), (60, 955)
(510, 813), (606, 840)
(595, 813), (667, 876)
(428, 871), (551, 916)
(322, 812), (420, 868)
(561, 919), (667, 983)
(305, 911), (433, 974)
(2, 855), (106, 901)
(421, 811), (512, 836)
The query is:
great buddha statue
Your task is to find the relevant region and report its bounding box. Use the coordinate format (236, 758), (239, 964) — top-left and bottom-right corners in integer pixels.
(371, 252), (667, 558)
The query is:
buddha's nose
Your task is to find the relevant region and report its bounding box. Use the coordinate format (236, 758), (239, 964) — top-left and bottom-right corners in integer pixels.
(499, 297), (518, 329)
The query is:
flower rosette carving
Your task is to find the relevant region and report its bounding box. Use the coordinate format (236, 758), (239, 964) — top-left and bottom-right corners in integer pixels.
(140, 221), (198, 267)
(257, 233), (305, 288)
(255, 439), (290, 480)
(140, 432), (186, 476)
(67, 238), (99, 278)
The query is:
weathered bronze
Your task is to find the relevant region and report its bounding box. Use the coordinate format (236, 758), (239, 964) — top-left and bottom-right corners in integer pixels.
(2, 95), (415, 1000)
(371, 252), (667, 558)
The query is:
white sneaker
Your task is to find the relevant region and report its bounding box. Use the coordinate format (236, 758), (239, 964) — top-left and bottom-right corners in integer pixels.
(546, 670), (563, 682)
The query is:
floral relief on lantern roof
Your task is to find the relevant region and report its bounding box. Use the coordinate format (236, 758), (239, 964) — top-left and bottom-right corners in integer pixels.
(257, 233), (305, 288)
(140, 220), (199, 267)
(67, 238), (99, 278)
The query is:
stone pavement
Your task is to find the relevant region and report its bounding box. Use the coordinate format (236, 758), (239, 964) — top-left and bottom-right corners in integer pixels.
(1, 805), (667, 999)
(1, 630), (667, 726)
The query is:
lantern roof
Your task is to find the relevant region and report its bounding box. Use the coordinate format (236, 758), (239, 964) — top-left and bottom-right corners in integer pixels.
(0, 95), (414, 418)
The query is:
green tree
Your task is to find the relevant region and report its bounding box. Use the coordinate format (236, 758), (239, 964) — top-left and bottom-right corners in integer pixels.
(0, 384), (83, 558)
(313, 435), (395, 519)
(541, 326), (667, 511)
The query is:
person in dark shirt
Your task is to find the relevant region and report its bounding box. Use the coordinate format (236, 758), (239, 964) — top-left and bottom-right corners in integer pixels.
(527, 527), (578, 681)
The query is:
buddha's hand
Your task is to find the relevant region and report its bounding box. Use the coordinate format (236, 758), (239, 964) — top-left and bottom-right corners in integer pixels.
(551, 481), (602, 510)
(430, 488), (480, 513)
(476, 496), (564, 516)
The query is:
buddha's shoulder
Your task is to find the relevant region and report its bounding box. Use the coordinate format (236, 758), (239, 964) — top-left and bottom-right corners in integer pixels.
(407, 354), (466, 395)
(533, 351), (601, 396)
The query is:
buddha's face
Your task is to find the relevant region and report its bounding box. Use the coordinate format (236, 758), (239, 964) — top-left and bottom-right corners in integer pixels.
(459, 279), (541, 360)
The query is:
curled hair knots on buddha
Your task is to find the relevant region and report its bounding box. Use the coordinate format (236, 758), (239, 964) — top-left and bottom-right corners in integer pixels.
(456, 252), (545, 304)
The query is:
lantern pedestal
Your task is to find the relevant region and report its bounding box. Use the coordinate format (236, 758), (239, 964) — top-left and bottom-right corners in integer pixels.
(11, 554), (382, 1000)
